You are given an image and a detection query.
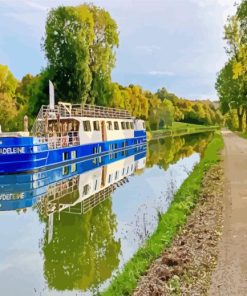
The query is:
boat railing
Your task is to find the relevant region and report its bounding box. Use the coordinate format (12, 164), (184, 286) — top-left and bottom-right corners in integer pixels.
(31, 103), (132, 135)
(63, 184), (116, 215)
(40, 103), (132, 120)
(37, 131), (80, 149)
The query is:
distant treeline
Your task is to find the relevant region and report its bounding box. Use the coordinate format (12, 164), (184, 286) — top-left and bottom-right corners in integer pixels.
(0, 3), (223, 132)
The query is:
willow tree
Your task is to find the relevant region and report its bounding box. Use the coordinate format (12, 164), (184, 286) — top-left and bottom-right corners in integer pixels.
(44, 4), (119, 104)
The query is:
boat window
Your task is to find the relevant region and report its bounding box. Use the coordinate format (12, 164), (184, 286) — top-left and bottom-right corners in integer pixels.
(107, 121), (113, 130)
(94, 179), (98, 191)
(126, 122), (130, 129)
(121, 122), (126, 129)
(62, 166), (69, 175)
(143, 122), (146, 129)
(122, 168), (125, 176)
(130, 122), (134, 129)
(108, 174), (112, 183)
(115, 171), (118, 180)
(114, 121), (119, 130)
(71, 163), (77, 173)
(83, 121), (91, 132)
(63, 152), (69, 161)
(71, 151), (77, 159)
(93, 121), (100, 131)
(114, 143), (118, 149)
(83, 184), (90, 195)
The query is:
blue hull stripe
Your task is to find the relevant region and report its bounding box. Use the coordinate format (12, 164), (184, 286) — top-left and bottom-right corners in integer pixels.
(0, 133), (146, 174)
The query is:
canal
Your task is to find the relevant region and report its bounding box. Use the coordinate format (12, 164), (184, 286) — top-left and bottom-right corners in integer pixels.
(0, 132), (213, 296)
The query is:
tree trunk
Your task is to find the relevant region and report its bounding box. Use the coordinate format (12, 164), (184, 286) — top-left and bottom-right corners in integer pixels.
(237, 107), (244, 132)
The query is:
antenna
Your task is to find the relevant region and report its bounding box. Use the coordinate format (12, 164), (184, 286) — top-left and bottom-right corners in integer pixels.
(49, 80), (55, 110)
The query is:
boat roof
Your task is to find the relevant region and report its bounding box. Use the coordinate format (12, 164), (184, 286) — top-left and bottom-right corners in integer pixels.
(41, 102), (133, 120)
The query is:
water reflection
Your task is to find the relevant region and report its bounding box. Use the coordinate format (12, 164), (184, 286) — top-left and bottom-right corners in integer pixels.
(0, 133), (213, 296)
(147, 133), (212, 170)
(0, 145), (146, 294)
(42, 199), (120, 293)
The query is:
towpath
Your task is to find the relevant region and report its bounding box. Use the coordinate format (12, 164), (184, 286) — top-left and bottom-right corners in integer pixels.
(210, 131), (247, 295)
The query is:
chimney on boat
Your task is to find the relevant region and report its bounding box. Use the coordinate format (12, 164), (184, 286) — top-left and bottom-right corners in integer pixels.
(49, 80), (55, 110)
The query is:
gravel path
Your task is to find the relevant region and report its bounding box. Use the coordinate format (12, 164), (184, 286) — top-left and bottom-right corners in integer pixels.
(132, 161), (224, 295)
(210, 131), (247, 295)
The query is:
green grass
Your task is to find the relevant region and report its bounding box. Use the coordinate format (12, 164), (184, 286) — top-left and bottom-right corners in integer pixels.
(238, 132), (247, 139)
(101, 132), (224, 296)
(148, 122), (219, 141)
(170, 122), (218, 130)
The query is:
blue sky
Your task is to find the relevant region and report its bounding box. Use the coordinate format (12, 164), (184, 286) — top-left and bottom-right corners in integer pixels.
(0, 0), (237, 99)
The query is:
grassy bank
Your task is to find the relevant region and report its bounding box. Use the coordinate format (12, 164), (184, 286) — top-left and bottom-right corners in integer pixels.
(238, 132), (247, 139)
(147, 122), (219, 141)
(101, 132), (224, 296)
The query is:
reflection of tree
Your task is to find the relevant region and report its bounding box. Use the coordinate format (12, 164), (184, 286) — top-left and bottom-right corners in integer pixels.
(42, 197), (120, 292)
(147, 133), (213, 170)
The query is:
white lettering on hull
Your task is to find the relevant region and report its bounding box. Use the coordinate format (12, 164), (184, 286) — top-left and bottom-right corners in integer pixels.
(0, 147), (25, 154)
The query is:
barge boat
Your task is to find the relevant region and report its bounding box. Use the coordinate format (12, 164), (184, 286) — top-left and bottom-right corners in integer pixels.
(0, 99), (146, 174)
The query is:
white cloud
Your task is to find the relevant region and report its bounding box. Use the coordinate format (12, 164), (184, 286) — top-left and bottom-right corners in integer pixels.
(149, 71), (175, 76)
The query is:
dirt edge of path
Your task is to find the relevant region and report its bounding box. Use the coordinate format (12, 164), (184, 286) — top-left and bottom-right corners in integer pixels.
(132, 162), (224, 296)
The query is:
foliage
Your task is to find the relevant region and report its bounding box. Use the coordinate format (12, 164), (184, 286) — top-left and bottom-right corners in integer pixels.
(44, 4), (119, 105)
(44, 6), (94, 103)
(0, 65), (18, 131)
(0, 92), (17, 131)
(216, 1), (247, 131)
(27, 70), (50, 118)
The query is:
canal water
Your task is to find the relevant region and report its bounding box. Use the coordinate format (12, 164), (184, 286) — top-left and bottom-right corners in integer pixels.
(0, 133), (213, 296)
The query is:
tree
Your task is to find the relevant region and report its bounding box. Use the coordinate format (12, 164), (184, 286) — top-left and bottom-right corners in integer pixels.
(87, 4), (119, 105)
(44, 6), (94, 102)
(43, 4), (119, 104)
(0, 93), (17, 131)
(0, 64), (18, 95)
(216, 60), (246, 130)
(0, 65), (18, 131)
(14, 74), (35, 131)
(27, 70), (50, 121)
(159, 99), (174, 128)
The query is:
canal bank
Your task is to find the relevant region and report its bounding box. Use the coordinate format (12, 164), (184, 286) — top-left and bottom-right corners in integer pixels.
(147, 123), (219, 141)
(101, 133), (224, 296)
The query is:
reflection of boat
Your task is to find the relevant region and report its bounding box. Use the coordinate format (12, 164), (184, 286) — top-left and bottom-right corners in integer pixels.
(0, 145), (146, 214)
(0, 89), (146, 173)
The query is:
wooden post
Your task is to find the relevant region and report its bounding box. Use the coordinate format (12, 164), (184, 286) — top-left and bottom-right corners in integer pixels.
(24, 115), (29, 132)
